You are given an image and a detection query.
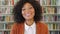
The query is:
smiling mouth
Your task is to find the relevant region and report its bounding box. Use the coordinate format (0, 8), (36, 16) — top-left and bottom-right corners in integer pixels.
(25, 14), (31, 17)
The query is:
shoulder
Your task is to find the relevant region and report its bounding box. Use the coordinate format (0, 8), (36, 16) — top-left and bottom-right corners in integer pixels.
(11, 23), (24, 29)
(36, 21), (49, 33)
(11, 23), (18, 30)
(37, 22), (49, 34)
(36, 21), (48, 29)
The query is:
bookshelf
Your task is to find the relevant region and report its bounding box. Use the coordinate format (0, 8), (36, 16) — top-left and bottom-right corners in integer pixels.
(0, 0), (60, 34)
(40, 0), (60, 34)
(0, 0), (19, 34)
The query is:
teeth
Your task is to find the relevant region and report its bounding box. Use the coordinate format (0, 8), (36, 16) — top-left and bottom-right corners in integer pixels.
(26, 14), (30, 16)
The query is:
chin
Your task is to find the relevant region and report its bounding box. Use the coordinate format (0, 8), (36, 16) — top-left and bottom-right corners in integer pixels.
(25, 17), (33, 20)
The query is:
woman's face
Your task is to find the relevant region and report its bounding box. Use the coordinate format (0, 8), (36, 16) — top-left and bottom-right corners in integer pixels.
(22, 3), (35, 20)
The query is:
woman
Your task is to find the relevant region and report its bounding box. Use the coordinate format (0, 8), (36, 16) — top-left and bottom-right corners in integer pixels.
(10, 0), (49, 34)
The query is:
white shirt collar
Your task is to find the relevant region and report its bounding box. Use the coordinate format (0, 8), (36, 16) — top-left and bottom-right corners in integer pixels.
(25, 22), (36, 30)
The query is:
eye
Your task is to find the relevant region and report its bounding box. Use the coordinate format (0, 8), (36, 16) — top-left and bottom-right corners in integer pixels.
(29, 7), (33, 9)
(22, 8), (25, 11)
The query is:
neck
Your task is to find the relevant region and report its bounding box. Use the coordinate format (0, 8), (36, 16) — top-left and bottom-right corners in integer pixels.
(25, 19), (34, 26)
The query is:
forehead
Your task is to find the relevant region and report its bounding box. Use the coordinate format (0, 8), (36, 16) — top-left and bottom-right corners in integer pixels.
(23, 3), (33, 7)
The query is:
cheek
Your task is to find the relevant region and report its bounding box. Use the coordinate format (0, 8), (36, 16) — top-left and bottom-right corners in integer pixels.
(31, 10), (35, 14)
(22, 11), (25, 15)
(22, 11), (25, 17)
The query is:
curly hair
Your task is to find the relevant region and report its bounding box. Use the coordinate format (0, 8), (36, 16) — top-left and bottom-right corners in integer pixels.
(13, 0), (42, 23)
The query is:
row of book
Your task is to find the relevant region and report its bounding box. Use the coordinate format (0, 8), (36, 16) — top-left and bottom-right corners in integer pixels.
(40, 0), (60, 5)
(0, 23), (60, 31)
(0, 6), (60, 14)
(0, 15), (60, 22)
(0, 23), (13, 29)
(0, 0), (19, 5)
(0, 7), (13, 14)
(43, 6), (60, 14)
(42, 15), (60, 22)
(0, 0), (60, 14)
(0, 24), (60, 34)
(0, 31), (60, 34)
(0, 16), (13, 22)
(0, 31), (10, 34)
(49, 31), (60, 34)
(0, 0), (13, 5)
(47, 24), (60, 30)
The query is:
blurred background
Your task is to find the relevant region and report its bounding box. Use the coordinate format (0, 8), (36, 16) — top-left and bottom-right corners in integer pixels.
(0, 0), (60, 34)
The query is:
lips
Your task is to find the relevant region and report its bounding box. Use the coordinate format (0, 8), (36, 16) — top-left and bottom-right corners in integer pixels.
(25, 14), (31, 17)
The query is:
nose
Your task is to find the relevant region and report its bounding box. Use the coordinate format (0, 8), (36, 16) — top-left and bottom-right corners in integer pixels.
(25, 9), (30, 13)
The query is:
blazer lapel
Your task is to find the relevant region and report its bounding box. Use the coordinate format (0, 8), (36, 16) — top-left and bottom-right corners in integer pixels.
(19, 23), (24, 34)
(36, 22), (41, 34)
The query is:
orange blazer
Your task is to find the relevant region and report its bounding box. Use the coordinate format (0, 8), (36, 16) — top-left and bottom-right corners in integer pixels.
(10, 22), (49, 34)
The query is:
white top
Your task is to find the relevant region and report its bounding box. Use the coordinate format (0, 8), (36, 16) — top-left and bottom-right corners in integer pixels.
(24, 22), (36, 34)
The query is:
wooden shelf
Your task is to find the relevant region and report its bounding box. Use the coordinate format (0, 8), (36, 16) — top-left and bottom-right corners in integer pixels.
(0, 21), (14, 24)
(42, 5), (60, 7)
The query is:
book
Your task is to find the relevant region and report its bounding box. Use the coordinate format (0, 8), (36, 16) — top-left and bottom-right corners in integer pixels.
(5, 7), (11, 14)
(11, 0), (14, 5)
(1, 0), (9, 5)
(44, 15), (54, 22)
(0, 8), (2, 14)
(43, 7), (47, 13)
(0, 31), (10, 34)
(58, 24), (60, 30)
(1, 7), (7, 14)
(0, 16), (5, 21)
(5, 16), (14, 22)
(14, 0), (19, 5)
(55, 31), (59, 34)
(4, 31), (10, 34)
(56, 0), (60, 14)
(0, 1), (1, 5)
(56, 7), (60, 14)
(57, 15), (60, 21)
(48, 24), (52, 30)
(5, 23), (13, 29)
(0, 31), (2, 34)
(10, 16), (14, 21)
(50, 31), (55, 34)
(5, 16), (10, 22)
(0, 24), (4, 29)
(59, 31), (60, 34)
(46, 0), (51, 5)
(50, 31), (59, 34)
(54, 15), (57, 21)
(0, 7), (12, 14)
(56, 0), (60, 5)
(53, 24), (57, 30)
(51, 0), (56, 5)
(10, 7), (13, 14)
(43, 7), (55, 14)
(47, 7), (55, 14)
(56, 24), (59, 30)
(40, 0), (42, 5)
(42, 0), (47, 5)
